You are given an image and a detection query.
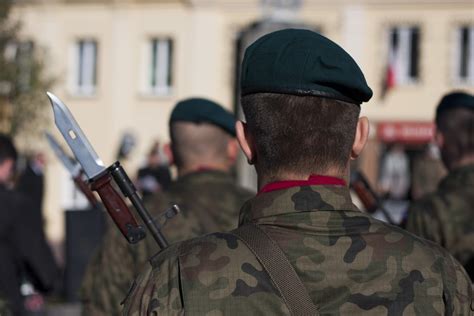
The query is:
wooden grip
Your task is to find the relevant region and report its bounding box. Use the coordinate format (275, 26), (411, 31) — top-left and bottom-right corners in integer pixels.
(73, 174), (99, 207)
(90, 172), (145, 243)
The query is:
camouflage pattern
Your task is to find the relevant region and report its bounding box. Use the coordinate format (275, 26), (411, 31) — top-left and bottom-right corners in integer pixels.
(81, 170), (254, 316)
(406, 164), (474, 269)
(123, 185), (473, 315)
(411, 154), (446, 200)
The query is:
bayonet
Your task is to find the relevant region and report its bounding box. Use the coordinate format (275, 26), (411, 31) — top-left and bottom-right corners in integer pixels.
(48, 92), (146, 244)
(45, 132), (99, 208)
(48, 92), (105, 179)
(48, 92), (174, 248)
(45, 132), (80, 177)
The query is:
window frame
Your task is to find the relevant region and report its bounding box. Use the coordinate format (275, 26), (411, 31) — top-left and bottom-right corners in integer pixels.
(452, 24), (474, 86)
(70, 38), (99, 97)
(386, 25), (422, 86)
(140, 37), (174, 97)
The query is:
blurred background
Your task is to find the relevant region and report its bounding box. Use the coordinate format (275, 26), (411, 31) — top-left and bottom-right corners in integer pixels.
(1, 0), (473, 314)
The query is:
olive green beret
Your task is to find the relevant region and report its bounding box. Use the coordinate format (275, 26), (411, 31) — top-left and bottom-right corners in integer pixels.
(436, 91), (474, 118)
(240, 29), (373, 105)
(170, 98), (236, 136)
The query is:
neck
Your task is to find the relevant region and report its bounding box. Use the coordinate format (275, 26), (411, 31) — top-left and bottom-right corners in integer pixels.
(450, 154), (474, 171)
(178, 163), (229, 178)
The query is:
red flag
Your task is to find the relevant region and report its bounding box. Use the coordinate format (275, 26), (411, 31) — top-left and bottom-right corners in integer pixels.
(381, 28), (399, 99)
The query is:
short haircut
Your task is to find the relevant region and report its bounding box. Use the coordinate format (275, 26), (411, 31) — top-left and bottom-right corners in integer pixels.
(436, 107), (474, 168)
(0, 134), (17, 164)
(170, 122), (231, 169)
(241, 93), (361, 180)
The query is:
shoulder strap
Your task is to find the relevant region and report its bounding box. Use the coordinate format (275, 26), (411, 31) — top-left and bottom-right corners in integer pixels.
(232, 223), (319, 316)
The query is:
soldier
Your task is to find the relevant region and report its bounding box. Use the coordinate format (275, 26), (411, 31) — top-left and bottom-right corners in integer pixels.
(81, 98), (254, 315)
(123, 29), (472, 315)
(406, 92), (474, 280)
(0, 134), (58, 316)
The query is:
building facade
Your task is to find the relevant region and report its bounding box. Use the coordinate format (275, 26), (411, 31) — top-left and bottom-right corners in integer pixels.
(11, 0), (474, 243)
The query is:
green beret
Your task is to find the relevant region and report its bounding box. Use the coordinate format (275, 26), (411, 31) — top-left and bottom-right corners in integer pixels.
(436, 91), (474, 117)
(170, 98), (236, 136)
(240, 29), (373, 105)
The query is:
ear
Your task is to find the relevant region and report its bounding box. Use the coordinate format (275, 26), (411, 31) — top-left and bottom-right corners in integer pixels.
(0, 159), (14, 183)
(351, 117), (369, 160)
(226, 138), (239, 165)
(236, 121), (255, 164)
(163, 142), (174, 165)
(435, 130), (444, 149)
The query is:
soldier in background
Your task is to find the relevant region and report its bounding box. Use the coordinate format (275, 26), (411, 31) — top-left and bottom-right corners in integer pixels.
(123, 29), (472, 315)
(17, 152), (46, 211)
(406, 92), (474, 280)
(136, 141), (172, 198)
(411, 143), (446, 200)
(0, 134), (58, 316)
(81, 98), (254, 315)
(379, 144), (410, 200)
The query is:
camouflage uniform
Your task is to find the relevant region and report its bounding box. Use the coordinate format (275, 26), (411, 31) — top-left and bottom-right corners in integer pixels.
(406, 164), (474, 272)
(123, 185), (473, 315)
(81, 170), (253, 316)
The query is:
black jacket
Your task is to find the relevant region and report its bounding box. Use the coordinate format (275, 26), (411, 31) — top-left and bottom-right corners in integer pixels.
(0, 185), (58, 314)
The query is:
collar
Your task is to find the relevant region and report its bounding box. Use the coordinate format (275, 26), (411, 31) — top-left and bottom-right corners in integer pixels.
(239, 184), (358, 224)
(259, 175), (346, 194)
(174, 169), (233, 187)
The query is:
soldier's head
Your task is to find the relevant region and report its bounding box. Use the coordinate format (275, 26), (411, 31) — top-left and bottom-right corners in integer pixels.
(237, 29), (373, 187)
(0, 134), (17, 184)
(435, 92), (474, 171)
(168, 98), (239, 175)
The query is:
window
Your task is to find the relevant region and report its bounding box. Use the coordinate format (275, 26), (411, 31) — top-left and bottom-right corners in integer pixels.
(387, 26), (420, 85)
(73, 39), (98, 95)
(453, 26), (474, 85)
(146, 38), (173, 95)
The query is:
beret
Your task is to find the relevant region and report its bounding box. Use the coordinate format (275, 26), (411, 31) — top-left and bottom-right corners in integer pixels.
(240, 29), (373, 105)
(170, 98), (236, 136)
(436, 91), (474, 117)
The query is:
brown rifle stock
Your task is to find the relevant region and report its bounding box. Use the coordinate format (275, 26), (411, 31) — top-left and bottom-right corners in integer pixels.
(90, 171), (146, 244)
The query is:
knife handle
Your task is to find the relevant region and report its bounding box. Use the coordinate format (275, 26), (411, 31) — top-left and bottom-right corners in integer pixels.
(73, 173), (99, 208)
(90, 172), (146, 244)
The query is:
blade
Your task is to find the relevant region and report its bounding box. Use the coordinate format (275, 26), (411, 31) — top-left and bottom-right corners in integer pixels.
(47, 92), (106, 179)
(45, 132), (81, 177)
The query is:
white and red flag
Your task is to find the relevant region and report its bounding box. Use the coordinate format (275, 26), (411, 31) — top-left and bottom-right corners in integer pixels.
(381, 27), (419, 98)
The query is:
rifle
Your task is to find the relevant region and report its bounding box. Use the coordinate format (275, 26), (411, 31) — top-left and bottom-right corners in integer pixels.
(47, 92), (178, 248)
(45, 132), (100, 208)
(350, 170), (396, 225)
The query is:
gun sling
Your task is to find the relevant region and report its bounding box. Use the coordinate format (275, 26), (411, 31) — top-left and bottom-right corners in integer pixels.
(232, 223), (320, 316)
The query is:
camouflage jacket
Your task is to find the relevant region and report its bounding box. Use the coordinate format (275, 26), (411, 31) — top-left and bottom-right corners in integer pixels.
(81, 170), (254, 316)
(406, 164), (474, 271)
(123, 185), (473, 315)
